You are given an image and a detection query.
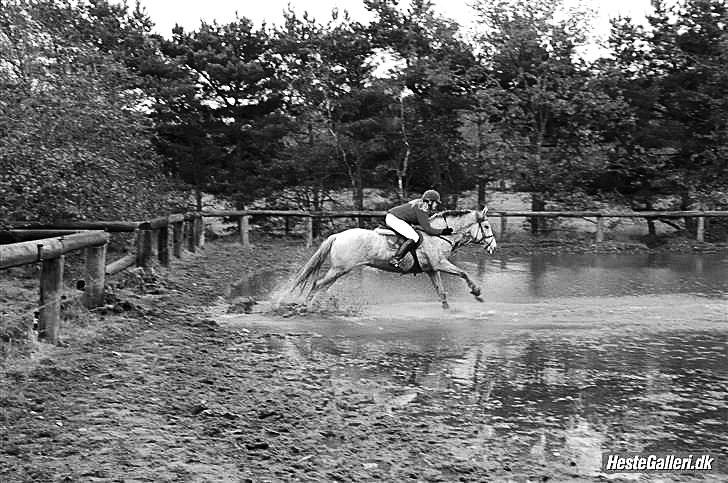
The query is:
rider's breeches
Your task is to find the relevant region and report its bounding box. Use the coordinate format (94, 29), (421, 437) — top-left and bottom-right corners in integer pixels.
(385, 213), (419, 241)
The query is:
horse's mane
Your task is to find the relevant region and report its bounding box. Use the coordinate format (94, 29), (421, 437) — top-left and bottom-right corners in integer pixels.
(432, 209), (473, 219)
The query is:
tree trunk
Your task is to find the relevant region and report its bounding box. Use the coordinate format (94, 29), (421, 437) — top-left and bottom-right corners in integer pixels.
(449, 193), (459, 210)
(477, 177), (487, 209)
(398, 92), (410, 201)
(530, 194), (545, 235)
(312, 190), (321, 238)
(397, 175), (406, 202)
(646, 200), (657, 237)
(681, 191), (696, 235)
(647, 218), (657, 237)
(354, 163), (364, 210)
(195, 188), (203, 212)
(431, 156), (442, 195)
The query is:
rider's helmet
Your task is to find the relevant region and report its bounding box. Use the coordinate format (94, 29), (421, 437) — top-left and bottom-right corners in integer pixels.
(422, 190), (441, 203)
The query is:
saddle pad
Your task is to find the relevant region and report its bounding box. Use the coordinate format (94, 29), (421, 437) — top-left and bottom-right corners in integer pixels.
(374, 226), (398, 236)
(373, 225), (424, 237)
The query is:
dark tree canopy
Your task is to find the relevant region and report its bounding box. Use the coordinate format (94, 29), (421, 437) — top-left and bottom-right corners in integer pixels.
(2, 0), (727, 226)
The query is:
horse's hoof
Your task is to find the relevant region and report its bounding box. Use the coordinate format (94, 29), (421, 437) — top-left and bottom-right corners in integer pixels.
(475, 296), (483, 303)
(442, 301), (450, 309)
(471, 287), (481, 297)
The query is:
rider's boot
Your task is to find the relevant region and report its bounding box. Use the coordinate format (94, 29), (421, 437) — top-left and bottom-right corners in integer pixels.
(389, 239), (416, 269)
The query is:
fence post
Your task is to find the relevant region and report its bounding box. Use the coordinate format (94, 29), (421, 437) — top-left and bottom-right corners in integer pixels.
(239, 215), (250, 248)
(499, 216), (507, 242)
(191, 216), (201, 250)
(39, 254), (64, 343)
(150, 229), (159, 257)
(696, 215), (705, 242)
(158, 225), (170, 267)
(186, 218), (196, 253)
(84, 244), (106, 308)
(172, 221), (183, 258)
(136, 227), (152, 267)
(306, 216), (313, 248)
(196, 214), (205, 248)
(595, 216), (604, 243)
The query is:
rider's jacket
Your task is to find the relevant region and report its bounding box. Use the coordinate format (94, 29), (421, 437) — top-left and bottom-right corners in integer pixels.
(388, 200), (445, 235)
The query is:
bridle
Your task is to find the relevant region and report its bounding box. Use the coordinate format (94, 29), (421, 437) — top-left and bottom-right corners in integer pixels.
(438, 213), (496, 251)
(477, 219), (497, 252)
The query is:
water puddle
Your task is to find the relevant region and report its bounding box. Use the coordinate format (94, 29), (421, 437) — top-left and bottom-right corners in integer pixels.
(221, 251), (728, 474)
(229, 269), (291, 299)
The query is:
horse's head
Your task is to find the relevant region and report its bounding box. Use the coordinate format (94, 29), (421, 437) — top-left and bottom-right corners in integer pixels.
(471, 206), (497, 254)
(434, 208), (496, 254)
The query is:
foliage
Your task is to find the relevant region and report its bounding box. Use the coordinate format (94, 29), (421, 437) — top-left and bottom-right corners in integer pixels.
(1, 0), (726, 227)
(0, 0), (174, 223)
(470, 0), (626, 209)
(598, 0), (728, 209)
(152, 18), (289, 208)
(367, 0), (478, 201)
(271, 10), (384, 209)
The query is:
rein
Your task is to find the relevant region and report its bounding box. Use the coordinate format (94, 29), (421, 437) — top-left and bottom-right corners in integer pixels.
(434, 212), (495, 250)
(435, 214), (454, 246)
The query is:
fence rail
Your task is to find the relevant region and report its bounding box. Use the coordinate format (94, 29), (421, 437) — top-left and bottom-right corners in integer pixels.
(202, 209), (728, 248)
(5, 221), (141, 232)
(2, 208), (726, 343)
(0, 213), (204, 343)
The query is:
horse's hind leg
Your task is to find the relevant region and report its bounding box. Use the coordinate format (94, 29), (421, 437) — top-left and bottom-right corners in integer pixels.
(311, 266), (351, 296)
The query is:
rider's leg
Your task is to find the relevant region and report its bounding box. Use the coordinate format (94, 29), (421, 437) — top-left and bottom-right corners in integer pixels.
(385, 214), (419, 268)
(390, 239), (416, 268)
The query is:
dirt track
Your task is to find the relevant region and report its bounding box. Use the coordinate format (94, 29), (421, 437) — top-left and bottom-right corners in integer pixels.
(2, 239), (723, 482)
(3, 240), (509, 482)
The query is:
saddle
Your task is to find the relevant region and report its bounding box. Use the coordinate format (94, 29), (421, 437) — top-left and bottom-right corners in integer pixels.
(374, 225), (424, 274)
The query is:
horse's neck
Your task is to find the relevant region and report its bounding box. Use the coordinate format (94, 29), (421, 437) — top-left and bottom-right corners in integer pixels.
(431, 213), (474, 231)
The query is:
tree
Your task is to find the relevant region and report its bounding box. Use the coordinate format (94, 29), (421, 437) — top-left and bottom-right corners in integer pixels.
(367, 0), (478, 203)
(0, 0), (174, 223)
(156, 18), (288, 208)
(458, 77), (510, 209)
(274, 10), (384, 210)
(472, 0), (620, 230)
(601, 0), (728, 221)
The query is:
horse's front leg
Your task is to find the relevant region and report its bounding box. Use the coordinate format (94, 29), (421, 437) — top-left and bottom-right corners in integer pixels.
(435, 260), (483, 302)
(427, 271), (449, 309)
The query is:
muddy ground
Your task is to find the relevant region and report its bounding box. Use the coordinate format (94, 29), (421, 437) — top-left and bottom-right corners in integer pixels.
(1, 238), (724, 482)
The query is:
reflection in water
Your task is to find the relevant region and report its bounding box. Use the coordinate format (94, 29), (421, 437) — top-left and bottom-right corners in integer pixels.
(286, 326), (728, 475)
(468, 252), (728, 301)
(228, 252), (728, 477)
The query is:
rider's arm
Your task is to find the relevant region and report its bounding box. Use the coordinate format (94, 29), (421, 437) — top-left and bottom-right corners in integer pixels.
(415, 208), (445, 235)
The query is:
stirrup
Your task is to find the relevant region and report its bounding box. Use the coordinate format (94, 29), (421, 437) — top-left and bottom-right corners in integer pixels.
(389, 257), (402, 268)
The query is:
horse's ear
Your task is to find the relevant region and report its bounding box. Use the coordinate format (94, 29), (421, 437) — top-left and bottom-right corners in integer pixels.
(480, 206), (488, 219)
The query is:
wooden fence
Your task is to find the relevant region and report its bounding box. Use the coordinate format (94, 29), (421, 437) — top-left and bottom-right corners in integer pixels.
(2, 209), (725, 343)
(1, 213), (204, 343)
(202, 209), (727, 248)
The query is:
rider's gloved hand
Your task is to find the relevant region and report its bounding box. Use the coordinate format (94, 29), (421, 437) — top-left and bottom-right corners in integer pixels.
(441, 227), (453, 235)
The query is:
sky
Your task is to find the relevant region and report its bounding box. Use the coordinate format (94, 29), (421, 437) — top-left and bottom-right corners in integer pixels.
(136, 0), (654, 39)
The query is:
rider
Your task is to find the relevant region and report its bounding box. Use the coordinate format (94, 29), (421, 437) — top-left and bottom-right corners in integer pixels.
(385, 189), (453, 269)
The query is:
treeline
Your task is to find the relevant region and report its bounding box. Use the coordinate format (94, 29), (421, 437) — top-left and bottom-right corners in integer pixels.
(1, 0), (726, 225)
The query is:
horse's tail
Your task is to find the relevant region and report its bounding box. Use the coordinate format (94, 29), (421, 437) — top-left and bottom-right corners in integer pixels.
(287, 234), (336, 298)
